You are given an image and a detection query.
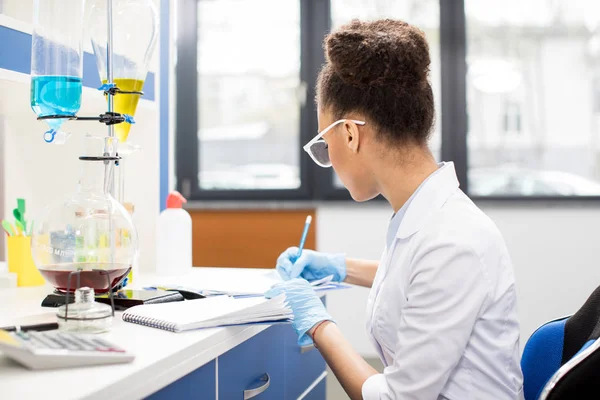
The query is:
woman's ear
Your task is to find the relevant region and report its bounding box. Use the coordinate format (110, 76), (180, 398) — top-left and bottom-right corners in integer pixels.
(344, 121), (361, 153)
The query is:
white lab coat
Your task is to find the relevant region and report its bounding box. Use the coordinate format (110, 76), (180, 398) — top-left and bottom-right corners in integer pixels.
(362, 162), (524, 400)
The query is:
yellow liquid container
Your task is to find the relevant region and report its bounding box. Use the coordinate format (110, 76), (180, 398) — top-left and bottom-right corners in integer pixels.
(102, 78), (144, 143)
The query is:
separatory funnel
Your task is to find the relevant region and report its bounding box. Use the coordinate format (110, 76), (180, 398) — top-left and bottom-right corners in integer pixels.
(89, 0), (159, 143)
(31, 0), (85, 144)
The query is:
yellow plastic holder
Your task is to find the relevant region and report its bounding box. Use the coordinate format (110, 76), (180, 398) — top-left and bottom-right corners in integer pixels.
(7, 236), (46, 287)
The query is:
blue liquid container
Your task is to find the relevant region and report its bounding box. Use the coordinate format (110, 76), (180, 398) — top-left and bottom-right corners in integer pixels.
(32, 0), (85, 143)
(30, 76), (82, 133)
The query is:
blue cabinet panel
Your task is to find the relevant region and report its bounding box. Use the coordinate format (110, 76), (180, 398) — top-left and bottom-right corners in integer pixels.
(282, 324), (326, 399)
(302, 378), (326, 400)
(145, 359), (216, 400)
(144, 296), (328, 399)
(219, 325), (285, 399)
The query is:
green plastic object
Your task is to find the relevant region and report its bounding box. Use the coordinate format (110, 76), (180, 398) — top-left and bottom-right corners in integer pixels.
(13, 209), (26, 232)
(14, 219), (25, 235)
(2, 220), (15, 236)
(17, 198), (25, 216)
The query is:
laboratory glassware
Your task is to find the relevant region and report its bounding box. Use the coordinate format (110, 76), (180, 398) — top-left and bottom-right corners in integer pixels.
(31, 0), (85, 144)
(31, 136), (139, 294)
(57, 286), (113, 332)
(89, 0), (159, 143)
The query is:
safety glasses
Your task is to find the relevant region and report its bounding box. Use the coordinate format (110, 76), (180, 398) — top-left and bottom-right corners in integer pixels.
(303, 119), (366, 168)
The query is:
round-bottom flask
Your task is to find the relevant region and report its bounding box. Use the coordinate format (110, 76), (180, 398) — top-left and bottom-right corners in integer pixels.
(31, 136), (140, 295)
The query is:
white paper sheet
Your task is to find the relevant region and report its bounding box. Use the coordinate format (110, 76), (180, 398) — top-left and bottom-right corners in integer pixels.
(151, 269), (338, 297)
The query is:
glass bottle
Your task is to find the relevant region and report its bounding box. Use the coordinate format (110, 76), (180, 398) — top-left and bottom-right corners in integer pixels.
(57, 287), (113, 333)
(31, 0), (85, 144)
(88, 0), (159, 143)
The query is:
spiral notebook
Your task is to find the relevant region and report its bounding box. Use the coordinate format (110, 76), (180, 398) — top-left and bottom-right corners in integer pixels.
(122, 294), (292, 332)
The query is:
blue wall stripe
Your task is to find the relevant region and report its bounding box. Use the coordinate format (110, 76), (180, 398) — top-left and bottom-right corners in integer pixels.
(0, 26), (31, 75)
(0, 25), (155, 101)
(159, 0), (170, 211)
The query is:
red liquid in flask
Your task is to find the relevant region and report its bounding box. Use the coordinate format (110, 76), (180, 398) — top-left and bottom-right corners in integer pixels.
(38, 263), (130, 293)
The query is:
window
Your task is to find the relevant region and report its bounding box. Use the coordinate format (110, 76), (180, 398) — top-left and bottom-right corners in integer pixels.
(176, 0), (600, 201)
(197, 0), (302, 191)
(466, 0), (600, 197)
(176, 0), (326, 200)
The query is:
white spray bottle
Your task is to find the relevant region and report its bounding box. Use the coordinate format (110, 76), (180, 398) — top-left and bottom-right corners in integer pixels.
(156, 191), (192, 275)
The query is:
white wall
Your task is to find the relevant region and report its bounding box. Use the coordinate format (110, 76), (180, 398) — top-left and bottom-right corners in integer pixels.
(483, 205), (600, 346)
(318, 203), (600, 357)
(316, 204), (387, 356)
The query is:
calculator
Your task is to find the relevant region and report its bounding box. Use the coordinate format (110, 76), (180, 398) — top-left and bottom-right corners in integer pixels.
(0, 330), (134, 370)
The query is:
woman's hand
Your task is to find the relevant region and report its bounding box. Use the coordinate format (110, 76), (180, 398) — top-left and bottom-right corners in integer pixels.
(265, 278), (334, 345)
(276, 247), (346, 282)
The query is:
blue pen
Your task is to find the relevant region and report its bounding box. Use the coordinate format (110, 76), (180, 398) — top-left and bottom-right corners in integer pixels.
(296, 215), (313, 258)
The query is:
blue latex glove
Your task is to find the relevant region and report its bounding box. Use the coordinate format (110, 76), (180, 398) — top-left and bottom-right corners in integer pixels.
(276, 247), (346, 283)
(265, 278), (333, 345)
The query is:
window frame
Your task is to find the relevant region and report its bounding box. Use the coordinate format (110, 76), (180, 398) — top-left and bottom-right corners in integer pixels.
(176, 0), (328, 201)
(176, 0), (600, 202)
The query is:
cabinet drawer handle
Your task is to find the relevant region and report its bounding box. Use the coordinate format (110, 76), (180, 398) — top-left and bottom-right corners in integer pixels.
(243, 373), (271, 399)
(300, 344), (315, 354)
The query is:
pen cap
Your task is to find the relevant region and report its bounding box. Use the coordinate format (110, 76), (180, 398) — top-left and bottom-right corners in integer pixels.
(166, 191), (187, 209)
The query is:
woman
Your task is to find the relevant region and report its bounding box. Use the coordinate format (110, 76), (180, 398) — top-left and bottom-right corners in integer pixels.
(265, 19), (524, 400)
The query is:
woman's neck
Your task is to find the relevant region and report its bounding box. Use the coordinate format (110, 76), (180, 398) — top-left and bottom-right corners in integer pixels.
(374, 146), (439, 213)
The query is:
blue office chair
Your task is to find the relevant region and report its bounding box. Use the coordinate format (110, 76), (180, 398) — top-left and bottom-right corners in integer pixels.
(521, 285), (600, 400)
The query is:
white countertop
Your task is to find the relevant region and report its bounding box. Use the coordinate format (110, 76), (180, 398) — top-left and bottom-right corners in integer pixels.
(0, 267), (281, 400)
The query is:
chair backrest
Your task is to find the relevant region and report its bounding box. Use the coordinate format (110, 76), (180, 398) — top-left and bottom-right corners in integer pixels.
(521, 316), (568, 400)
(539, 335), (600, 400)
(521, 285), (600, 400)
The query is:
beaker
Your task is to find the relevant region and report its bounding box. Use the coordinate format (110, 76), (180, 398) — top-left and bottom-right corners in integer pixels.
(31, 0), (85, 144)
(89, 0), (159, 143)
(31, 136), (139, 294)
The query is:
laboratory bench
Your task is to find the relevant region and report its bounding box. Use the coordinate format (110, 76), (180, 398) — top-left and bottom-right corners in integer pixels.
(0, 268), (327, 400)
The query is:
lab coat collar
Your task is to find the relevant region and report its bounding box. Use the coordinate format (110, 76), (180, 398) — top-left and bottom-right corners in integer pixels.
(385, 165), (440, 249)
(395, 162), (460, 240)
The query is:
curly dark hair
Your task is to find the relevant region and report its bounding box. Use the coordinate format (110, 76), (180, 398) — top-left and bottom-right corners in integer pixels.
(316, 19), (434, 146)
